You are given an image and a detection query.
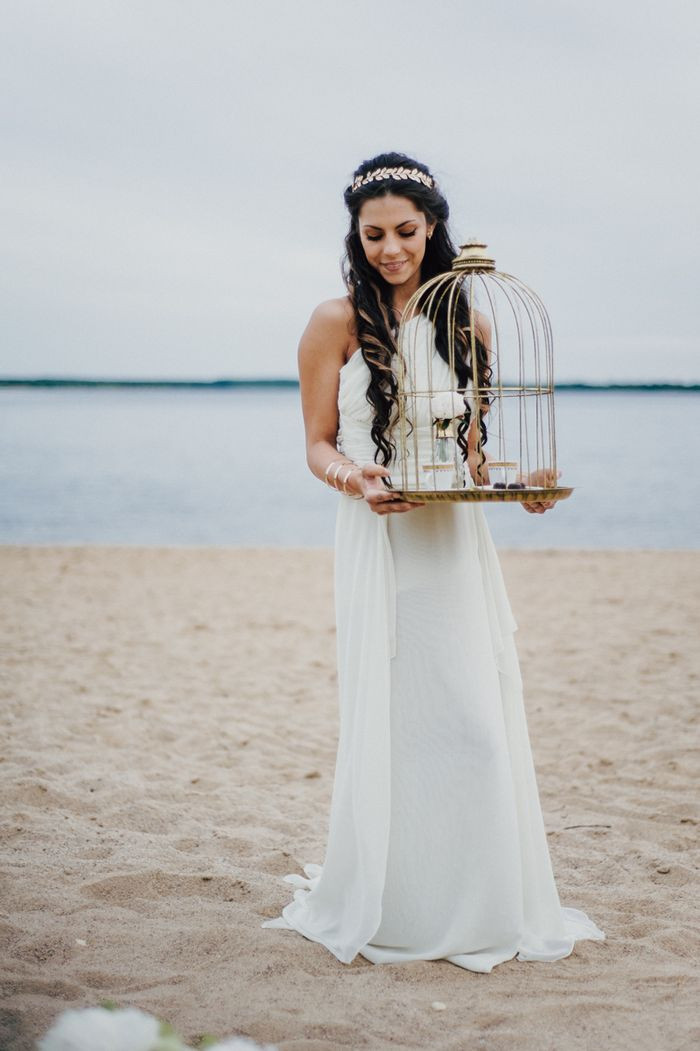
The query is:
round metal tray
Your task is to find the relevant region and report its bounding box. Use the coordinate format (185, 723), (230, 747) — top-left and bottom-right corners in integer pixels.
(395, 486), (574, 504)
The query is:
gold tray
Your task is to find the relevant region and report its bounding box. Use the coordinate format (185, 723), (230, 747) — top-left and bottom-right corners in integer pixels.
(395, 486), (574, 504)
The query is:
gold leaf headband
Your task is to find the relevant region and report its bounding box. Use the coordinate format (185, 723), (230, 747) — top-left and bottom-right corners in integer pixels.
(349, 165), (435, 193)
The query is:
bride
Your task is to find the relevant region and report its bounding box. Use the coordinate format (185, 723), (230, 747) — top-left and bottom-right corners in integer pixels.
(261, 151), (606, 972)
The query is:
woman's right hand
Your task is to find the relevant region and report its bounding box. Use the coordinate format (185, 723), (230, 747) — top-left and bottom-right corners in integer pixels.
(358, 464), (425, 515)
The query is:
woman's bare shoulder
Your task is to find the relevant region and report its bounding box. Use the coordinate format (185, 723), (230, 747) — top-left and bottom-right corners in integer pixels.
(300, 296), (357, 365)
(306, 296), (354, 335)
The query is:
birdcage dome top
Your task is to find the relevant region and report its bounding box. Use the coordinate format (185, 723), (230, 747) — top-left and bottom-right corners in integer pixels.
(451, 238), (496, 271)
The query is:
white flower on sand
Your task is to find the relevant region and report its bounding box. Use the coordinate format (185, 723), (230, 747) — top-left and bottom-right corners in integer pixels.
(37, 1007), (165, 1051)
(37, 1006), (280, 1051)
(430, 390), (466, 423)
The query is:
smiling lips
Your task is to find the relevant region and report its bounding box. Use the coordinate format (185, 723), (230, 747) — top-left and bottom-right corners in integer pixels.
(382, 260), (407, 272)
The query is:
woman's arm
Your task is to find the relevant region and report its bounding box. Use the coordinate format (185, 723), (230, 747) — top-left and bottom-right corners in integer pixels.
(297, 297), (352, 484)
(298, 299), (422, 515)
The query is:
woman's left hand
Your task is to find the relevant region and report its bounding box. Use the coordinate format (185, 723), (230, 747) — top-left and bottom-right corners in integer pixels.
(521, 468), (561, 514)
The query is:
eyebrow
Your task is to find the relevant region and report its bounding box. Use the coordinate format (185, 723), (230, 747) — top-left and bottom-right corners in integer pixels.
(361, 219), (419, 231)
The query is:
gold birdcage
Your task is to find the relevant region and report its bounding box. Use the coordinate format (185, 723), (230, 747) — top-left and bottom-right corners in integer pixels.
(392, 238), (573, 504)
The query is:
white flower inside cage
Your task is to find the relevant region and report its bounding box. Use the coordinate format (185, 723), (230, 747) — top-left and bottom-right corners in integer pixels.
(429, 390), (467, 423)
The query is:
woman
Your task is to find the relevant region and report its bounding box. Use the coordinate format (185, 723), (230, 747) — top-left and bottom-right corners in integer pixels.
(261, 152), (605, 972)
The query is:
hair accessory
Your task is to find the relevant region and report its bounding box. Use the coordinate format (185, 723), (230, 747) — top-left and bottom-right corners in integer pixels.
(349, 165), (435, 193)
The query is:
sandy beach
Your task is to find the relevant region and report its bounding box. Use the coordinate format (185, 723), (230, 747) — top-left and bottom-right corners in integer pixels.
(1, 545), (699, 1051)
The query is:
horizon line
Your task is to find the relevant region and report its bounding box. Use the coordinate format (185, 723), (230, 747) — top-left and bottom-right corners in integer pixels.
(1, 376), (699, 392)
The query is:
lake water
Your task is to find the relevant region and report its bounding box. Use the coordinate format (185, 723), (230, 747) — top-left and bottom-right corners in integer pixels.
(1, 387), (698, 548)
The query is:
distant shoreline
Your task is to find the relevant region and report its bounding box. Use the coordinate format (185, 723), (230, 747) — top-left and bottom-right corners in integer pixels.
(1, 377), (699, 392)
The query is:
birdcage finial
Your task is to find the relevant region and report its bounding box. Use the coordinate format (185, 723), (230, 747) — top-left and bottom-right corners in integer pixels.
(452, 238), (496, 272)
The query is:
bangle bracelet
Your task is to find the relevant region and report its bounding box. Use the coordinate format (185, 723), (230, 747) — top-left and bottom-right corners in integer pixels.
(344, 467), (364, 498)
(324, 459), (346, 484)
(323, 458), (361, 494)
(331, 461), (348, 489)
(324, 459), (351, 490)
(339, 465), (360, 494)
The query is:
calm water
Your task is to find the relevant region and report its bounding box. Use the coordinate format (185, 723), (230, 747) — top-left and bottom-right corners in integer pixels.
(1, 387), (698, 548)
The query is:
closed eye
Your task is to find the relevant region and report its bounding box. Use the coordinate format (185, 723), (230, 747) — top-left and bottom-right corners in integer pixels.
(365, 230), (418, 242)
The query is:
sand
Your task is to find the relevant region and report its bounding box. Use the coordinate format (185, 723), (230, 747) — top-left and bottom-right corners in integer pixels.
(1, 545), (699, 1051)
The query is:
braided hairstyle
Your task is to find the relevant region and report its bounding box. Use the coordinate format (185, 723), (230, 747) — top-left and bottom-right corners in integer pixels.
(342, 150), (491, 468)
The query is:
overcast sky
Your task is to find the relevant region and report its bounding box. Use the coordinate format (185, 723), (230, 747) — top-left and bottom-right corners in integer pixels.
(2, 0), (698, 382)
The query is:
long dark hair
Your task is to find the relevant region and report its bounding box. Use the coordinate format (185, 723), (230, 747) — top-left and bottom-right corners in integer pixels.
(342, 150), (491, 467)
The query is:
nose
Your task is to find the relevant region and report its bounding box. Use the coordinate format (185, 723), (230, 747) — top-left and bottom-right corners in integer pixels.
(382, 236), (402, 258)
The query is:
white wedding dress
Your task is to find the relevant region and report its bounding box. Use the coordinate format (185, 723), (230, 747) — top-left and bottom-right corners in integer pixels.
(261, 314), (605, 972)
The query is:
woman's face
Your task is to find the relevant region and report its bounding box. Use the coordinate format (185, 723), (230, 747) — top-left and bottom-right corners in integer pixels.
(357, 194), (434, 292)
